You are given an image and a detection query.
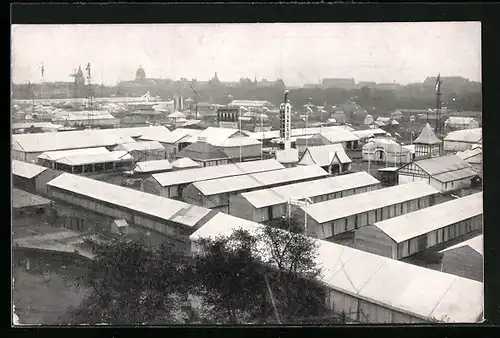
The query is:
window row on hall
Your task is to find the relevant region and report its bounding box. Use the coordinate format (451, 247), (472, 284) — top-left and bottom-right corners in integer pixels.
(48, 190), (130, 221)
(133, 215), (183, 240)
(318, 197), (431, 239)
(325, 289), (425, 323)
(395, 215), (483, 259)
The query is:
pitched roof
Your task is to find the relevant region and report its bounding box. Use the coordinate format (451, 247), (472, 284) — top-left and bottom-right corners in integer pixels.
(240, 172), (380, 209)
(445, 117), (477, 125)
(133, 159), (173, 173)
(56, 151), (133, 166)
(12, 129), (137, 153)
(192, 165), (329, 196)
(319, 127), (359, 143)
(113, 141), (165, 152)
(304, 181), (439, 224)
(152, 159), (284, 187)
(12, 160), (47, 179)
(413, 123), (442, 145)
(413, 154), (473, 175)
(299, 144), (352, 166)
(456, 147), (482, 164)
(190, 212), (483, 323)
(353, 129), (387, 139)
(176, 142), (230, 161)
(38, 147), (110, 161)
(409, 155), (477, 183)
(47, 173), (211, 228)
(185, 127), (250, 144)
(375, 192), (483, 244)
(444, 128), (482, 143)
(440, 234), (483, 256)
(12, 188), (52, 209)
(171, 157), (201, 169)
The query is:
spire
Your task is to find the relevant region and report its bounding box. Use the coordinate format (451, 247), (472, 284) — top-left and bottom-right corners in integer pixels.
(413, 123), (441, 145)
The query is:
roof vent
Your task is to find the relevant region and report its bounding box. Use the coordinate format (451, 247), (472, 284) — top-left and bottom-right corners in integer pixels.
(197, 136), (207, 143)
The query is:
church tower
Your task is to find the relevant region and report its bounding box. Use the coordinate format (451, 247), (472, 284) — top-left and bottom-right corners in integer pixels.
(135, 65), (146, 81)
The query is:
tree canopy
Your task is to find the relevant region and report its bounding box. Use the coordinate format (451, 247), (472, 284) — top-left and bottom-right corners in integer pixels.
(62, 216), (334, 325)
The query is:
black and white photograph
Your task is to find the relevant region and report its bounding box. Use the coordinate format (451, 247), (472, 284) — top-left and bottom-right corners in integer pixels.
(11, 21), (483, 325)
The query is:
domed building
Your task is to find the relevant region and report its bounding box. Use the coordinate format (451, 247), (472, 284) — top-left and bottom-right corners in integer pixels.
(135, 66), (146, 81)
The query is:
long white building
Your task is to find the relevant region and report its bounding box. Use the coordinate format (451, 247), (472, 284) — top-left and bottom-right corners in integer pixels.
(303, 181), (440, 239)
(190, 212), (483, 323)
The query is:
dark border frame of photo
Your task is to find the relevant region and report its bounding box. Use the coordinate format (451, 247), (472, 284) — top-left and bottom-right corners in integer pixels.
(8, 2), (499, 338)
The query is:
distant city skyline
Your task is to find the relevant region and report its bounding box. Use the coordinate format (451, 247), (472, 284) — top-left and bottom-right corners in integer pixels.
(12, 22), (481, 86)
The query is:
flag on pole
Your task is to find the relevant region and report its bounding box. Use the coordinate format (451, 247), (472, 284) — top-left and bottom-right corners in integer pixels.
(435, 73), (441, 93)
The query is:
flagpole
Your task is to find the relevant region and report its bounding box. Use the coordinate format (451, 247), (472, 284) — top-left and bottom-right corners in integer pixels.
(239, 106), (242, 163)
(261, 109), (264, 160)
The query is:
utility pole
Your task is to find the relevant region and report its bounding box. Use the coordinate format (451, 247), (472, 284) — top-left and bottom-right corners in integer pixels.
(86, 63), (93, 128)
(435, 73), (443, 155)
(189, 84), (198, 119)
(40, 62), (44, 103)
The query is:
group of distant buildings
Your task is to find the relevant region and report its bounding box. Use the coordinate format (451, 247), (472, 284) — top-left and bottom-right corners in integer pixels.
(303, 76), (481, 92)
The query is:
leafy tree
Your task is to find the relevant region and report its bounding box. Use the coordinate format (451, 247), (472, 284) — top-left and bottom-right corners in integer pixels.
(191, 230), (266, 324)
(254, 216), (328, 322)
(61, 239), (190, 325)
(191, 215), (330, 324)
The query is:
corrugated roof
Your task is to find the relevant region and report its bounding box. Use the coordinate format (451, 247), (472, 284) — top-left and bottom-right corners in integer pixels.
(413, 155), (474, 177)
(413, 123), (442, 145)
(12, 188), (52, 209)
(171, 157), (201, 169)
(12, 160), (47, 179)
(299, 144), (352, 166)
(440, 234), (483, 256)
(38, 147), (110, 161)
(241, 171), (380, 209)
(133, 159), (172, 173)
(152, 159), (284, 187)
(12, 129), (137, 153)
(113, 141), (165, 152)
(193, 165), (329, 196)
(375, 192), (483, 243)
(47, 173), (211, 227)
(444, 128), (482, 143)
(190, 213), (483, 323)
(305, 181), (439, 224)
(56, 151), (133, 166)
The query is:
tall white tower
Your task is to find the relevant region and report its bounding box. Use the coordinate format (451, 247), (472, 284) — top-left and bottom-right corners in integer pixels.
(276, 90), (298, 167)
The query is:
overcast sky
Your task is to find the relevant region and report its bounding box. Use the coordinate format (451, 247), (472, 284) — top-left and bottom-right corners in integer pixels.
(12, 22), (481, 86)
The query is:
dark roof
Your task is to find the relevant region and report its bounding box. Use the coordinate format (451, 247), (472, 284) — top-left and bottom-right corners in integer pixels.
(413, 123), (442, 145)
(176, 141), (229, 161)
